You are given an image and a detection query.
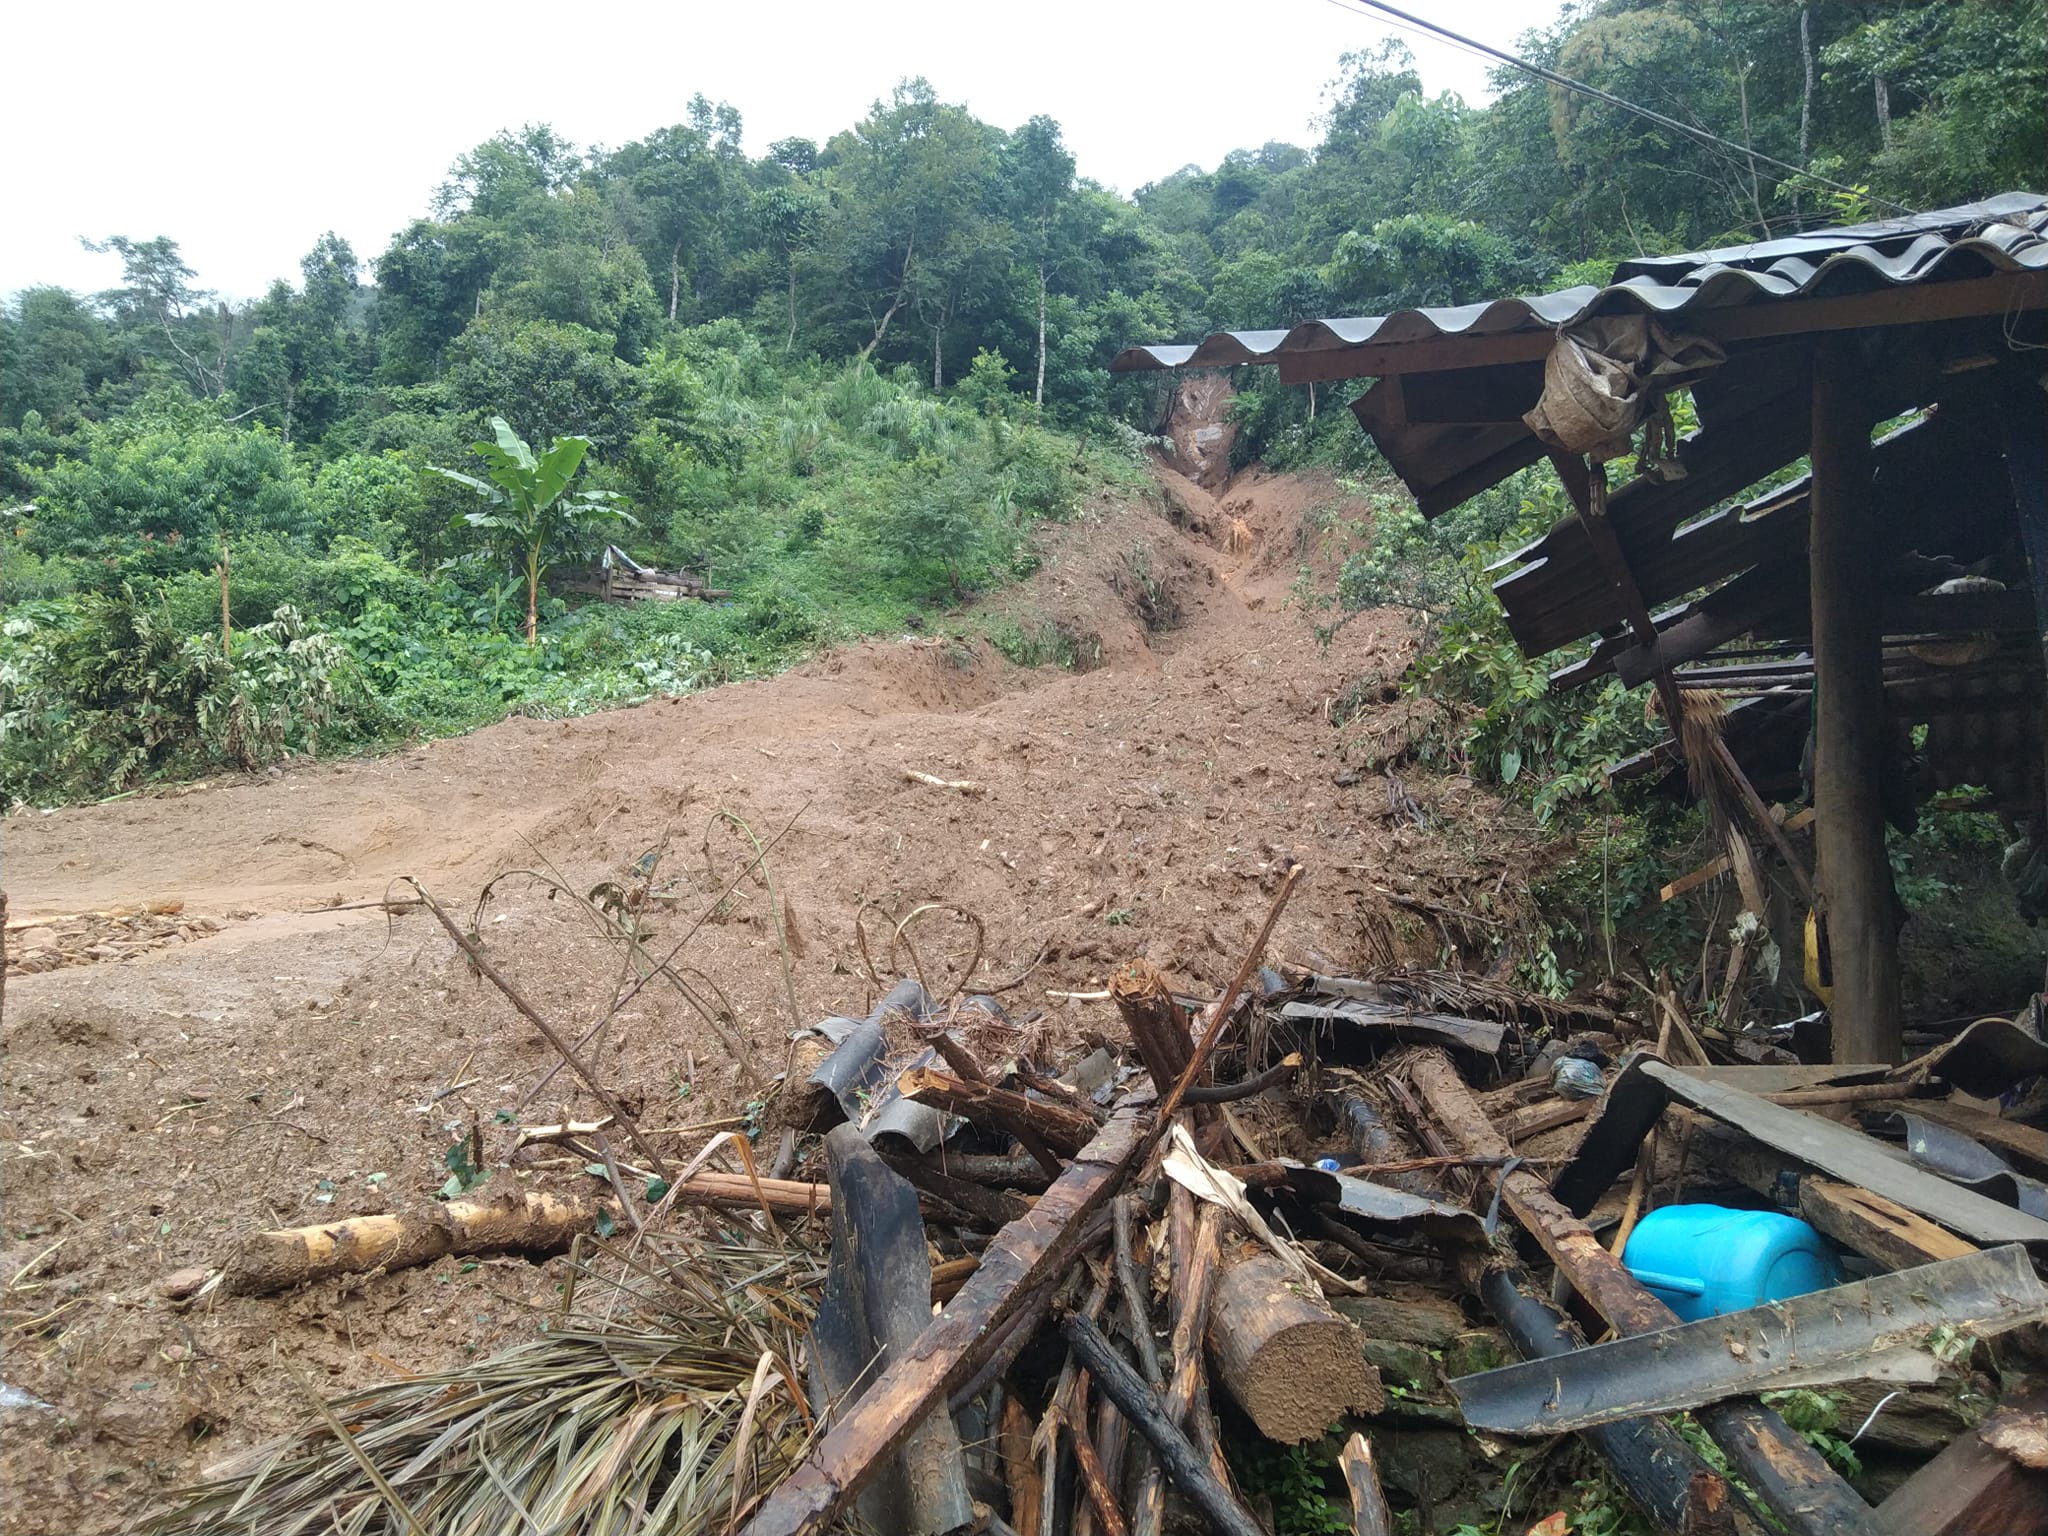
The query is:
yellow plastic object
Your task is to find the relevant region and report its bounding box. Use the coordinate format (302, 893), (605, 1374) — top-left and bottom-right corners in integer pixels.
(1803, 909), (1833, 1007)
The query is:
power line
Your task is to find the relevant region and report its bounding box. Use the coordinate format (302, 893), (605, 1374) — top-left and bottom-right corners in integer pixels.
(1324, 0), (1917, 218)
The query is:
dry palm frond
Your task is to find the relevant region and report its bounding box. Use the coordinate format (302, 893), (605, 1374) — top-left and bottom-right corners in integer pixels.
(145, 1237), (822, 1536)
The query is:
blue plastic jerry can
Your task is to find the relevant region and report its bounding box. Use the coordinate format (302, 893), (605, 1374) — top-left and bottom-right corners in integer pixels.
(1621, 1204), (1840, 1321)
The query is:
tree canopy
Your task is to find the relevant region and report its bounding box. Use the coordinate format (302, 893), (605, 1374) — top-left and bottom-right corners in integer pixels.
(1, 0), (2038, 804)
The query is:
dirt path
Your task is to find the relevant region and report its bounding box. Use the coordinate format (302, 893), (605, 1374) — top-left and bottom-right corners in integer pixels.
(0, 466), (1546, 1534)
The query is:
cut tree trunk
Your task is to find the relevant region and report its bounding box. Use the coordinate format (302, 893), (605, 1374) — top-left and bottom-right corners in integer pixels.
(224, 1190), (602, 1296)
(1205, 1251), (1382, 1442)
(1112, 960), (1194, 1087)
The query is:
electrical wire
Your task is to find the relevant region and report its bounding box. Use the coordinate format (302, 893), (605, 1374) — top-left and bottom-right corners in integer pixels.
(1322, 0), (1917, 218)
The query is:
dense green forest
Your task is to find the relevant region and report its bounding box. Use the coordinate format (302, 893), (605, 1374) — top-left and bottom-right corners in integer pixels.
(1, 0), (2039, 807)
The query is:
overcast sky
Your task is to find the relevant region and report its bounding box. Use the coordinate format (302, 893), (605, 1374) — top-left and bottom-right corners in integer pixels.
(4, 0), (1563, 304)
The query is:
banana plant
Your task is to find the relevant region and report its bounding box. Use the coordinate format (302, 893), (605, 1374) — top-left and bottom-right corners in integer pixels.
(432, 417), (634, 645)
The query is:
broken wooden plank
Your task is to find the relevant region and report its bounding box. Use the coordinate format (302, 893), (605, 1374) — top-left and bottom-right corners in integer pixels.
(1661, 807), (1817, 902)
(737, 1100), (1146, 1536)
(1501, 1097), (1596, 1141)
(1453, 1245), (2048, 1434)
(1798, 1178), (1976, 1272)
(1338, 1433), (1396, 1536)
(1000, 1396), (1043, 1536)
(1874, 1388), (2048, 1536)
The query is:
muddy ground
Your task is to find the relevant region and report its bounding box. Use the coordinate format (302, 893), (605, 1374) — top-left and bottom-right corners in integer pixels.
(0, 464), (1559, 1534)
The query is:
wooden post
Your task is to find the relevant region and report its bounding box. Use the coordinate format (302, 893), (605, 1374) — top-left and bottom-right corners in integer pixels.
(1997, 375), (2048, 905)
(1809, 334), (1901, 1063)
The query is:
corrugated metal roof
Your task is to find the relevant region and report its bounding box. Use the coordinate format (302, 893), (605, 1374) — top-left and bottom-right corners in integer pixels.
(1108, 194), (2048, 375)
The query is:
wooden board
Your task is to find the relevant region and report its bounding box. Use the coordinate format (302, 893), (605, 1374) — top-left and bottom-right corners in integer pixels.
(737, 1102), (1146, 1536)
(1875, 1390), (2048, 1536)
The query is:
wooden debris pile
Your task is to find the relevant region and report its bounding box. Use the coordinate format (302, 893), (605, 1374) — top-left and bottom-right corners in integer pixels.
(742, 875), (2048, 1536)
(141, 853), (2048, 1536)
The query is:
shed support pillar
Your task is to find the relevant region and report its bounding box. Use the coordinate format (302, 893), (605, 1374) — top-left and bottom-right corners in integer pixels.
(1809, 335), (1901, 1064)
(1995, 372), (2048, 856)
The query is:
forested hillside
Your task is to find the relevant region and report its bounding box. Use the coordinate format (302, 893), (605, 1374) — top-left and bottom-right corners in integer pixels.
(1, 0), (2038, 807)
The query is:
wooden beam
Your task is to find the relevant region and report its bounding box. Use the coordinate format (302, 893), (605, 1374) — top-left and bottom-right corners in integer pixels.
(1275, 270), (2048, 386)
(1874, 1389), (2048, 1536)
(1996, 370), (2048, 836)
(1280, 328), (1554, 384)
(1706, 270), (2048, 344)
(1809, 333), (1903, 1064)
(737, 1103), (1145, 1536)
(1547, 450), (1697, 756)
(1796, 1179), (1977, 1273)
(1613, 566), (1811, 688)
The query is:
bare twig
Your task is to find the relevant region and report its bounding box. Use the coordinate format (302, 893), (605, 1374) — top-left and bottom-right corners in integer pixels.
(403, 879), (670, 1180)
(1150, 861), (1303, 1138)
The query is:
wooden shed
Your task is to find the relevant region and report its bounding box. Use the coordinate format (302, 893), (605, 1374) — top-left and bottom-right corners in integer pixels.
(1114, 194), (2048, 1064)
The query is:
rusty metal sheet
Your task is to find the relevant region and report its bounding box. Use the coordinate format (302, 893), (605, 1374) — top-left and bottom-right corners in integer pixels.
(1279, 998), (1505, 1056)
(1453, 1244), (2048, 1435)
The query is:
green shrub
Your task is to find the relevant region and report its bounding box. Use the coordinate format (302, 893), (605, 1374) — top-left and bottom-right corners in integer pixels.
(0, 589), (372, 806)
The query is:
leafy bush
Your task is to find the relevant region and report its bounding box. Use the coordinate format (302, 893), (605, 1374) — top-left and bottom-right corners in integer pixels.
(0, 589), (370, 805)
(1324, 469), (1658, 822)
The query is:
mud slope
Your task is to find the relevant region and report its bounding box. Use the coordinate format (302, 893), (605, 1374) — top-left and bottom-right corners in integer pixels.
(0, 464), (1548, 1535)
